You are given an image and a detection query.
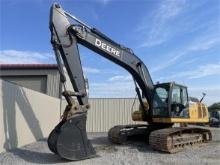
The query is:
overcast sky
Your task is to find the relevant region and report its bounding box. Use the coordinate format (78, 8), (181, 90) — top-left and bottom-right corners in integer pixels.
(0, 0), (220, 105)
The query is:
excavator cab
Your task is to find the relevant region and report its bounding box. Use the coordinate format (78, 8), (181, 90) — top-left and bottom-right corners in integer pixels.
(152, 82), (209, 124)
(153, 82), (189, 118)
(132, 82), (190, 122)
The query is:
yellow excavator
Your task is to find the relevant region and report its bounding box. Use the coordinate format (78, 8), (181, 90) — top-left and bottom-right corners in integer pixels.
(48, 3), (211, 160)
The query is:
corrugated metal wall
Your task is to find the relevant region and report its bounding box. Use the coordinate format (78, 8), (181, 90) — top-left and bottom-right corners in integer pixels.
(87, 98), (140, 132)
(61, 98), (141, 132)
(46, 70), (60, 97)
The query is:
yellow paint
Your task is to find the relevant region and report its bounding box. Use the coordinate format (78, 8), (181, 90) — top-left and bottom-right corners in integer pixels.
(153, 102), (209, 123)
(132, 102), (209, 124)
(132, 110), (144, 121)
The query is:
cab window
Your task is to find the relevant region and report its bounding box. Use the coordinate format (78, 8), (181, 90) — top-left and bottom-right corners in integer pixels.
(171, 85), (189, 118)
(153, 87), (169, 117)
(172, 86), (181, 104)
(182, 88), (188, 107)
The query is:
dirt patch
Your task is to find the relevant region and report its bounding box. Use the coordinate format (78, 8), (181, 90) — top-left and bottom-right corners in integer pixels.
(95, 145), (118, 153)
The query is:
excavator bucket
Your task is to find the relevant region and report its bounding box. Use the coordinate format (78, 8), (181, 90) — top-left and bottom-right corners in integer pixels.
(48, 113), (96, 160)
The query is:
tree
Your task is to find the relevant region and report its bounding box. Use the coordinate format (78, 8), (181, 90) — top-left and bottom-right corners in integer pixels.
(208, 102), (220, 112)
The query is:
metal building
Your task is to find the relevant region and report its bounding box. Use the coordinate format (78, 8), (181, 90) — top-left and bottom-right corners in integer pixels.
(0, 64), (61, 98)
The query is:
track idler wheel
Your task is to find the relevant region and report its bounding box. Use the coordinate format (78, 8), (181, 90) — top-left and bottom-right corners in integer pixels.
(47, 113), (96, 160)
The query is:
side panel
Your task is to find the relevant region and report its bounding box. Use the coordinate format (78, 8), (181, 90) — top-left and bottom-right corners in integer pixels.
(153, 103), (209, 123)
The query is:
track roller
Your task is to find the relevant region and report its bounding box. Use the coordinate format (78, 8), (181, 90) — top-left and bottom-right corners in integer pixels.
(149, 127), (212, 153)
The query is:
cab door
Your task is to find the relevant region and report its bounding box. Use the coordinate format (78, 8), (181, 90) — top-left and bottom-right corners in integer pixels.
(170, 85), (189, 118)
(152, 85), (170, 117)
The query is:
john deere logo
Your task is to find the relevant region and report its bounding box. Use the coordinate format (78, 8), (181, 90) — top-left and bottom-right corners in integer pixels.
(95, 38), (120, 57)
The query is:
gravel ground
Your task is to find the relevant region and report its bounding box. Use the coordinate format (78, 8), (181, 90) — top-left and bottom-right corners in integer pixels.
(0, 127), (220, 165)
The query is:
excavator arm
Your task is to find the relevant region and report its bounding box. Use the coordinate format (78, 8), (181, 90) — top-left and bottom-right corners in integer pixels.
(50, 3), (154, 113)
(48, 3), (154, 160)
(50, 4), (88, 106)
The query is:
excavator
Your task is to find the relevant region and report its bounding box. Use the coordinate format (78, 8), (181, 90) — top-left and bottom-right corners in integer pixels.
(48, 3), (212, 160)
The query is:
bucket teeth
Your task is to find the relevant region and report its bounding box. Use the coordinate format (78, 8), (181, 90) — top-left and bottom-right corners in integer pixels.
(47, 113), (96, 160)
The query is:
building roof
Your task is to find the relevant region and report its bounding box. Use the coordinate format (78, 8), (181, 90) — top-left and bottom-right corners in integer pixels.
(0, 64), (58, 70)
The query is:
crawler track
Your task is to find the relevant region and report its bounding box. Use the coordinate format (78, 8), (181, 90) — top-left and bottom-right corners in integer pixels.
(149, 127), (212, 153)
(108, 125), (212, 153)
(108, 124), (149, 144)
